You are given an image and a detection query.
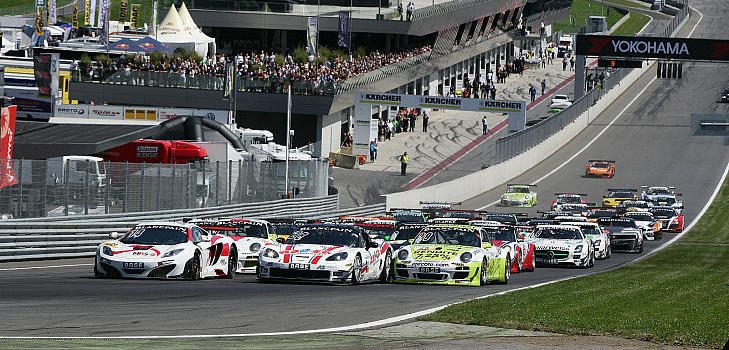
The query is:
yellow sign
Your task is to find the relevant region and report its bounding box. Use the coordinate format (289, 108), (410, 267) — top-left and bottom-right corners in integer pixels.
(84, 0), (91, 25)
(35, 7), (45, 36)
(118, 0), (129, 21)
(130, 4), (140, 28)
(72, 1), (79, 29)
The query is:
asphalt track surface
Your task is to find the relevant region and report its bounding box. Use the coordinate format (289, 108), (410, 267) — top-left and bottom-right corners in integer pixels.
(1, 2), (728, 338)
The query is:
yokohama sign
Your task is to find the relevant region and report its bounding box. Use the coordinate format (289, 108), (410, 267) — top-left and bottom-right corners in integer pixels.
(576, 35), (729, 61)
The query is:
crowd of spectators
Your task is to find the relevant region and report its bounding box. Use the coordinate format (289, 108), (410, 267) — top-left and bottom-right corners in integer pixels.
(102, 45), (432, 94)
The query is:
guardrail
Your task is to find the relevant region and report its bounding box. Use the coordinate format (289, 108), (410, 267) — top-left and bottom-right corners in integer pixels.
(0, 197), (388, 261)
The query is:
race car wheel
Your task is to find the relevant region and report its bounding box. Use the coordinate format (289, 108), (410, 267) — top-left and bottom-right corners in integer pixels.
(656, 231), (663, 240)
(93, 260), (104, 278)
(351, 255), (363, 285)
(637, 242), (644, 254)
(499, 255), (511, 285)
(588, 252), (595, 268)
(379, 251), (392, 283)
(606, 245), (612, 259)
(225, 248), (237, 279)
(512, 252), (521, 273)
(480, 259), (488, 286)
(186, 254), (201, 280)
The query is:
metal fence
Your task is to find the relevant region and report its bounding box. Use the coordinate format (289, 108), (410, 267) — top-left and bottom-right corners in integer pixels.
(494, 4), (689, 163)
(0, 159), (329, 219)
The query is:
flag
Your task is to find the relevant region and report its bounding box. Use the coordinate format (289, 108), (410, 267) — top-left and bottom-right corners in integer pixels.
(99, 0), (109, 45)
(337, 11), (351, 48)
(224, 62), (235, 98)
(34, 6), (45, 36)
(72, 0), (79, 29)
(306, 16), (318, 56)
(0, 106), (17, 190)
(49, 0), (57, 25)
(84, 0), (91, 25)
(130, 4), (141, 28)
(118, 0), (129, 22)
(89, 0), (97, 26)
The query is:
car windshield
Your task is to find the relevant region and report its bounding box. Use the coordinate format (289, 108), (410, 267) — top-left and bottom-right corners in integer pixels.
(391, 225), (425, 241)
(627, 214), (653, 221)
(566, 225), (600, 236)
(598, 219), (636, 228)
(558, 196), (582, 204)
(609, 191), (634, 198)
(482, 227), (516, 242)
(507, 187), (530, 193)
(483, 214), (517, 225)
(358, 224), (395, 240)
(652, 197), (676, 205)
(391, 211), (426, 223)
(285, 227), (360, 247)
(648, 188), (670, 194)
(441, 211), (480, 219)
(198, 222), (268, 239)
(651, 209), (675, 217)
(592, 163), (610, 168)
(534, 227), (582, 240)
(270, 223), (301, 236)
(413, 228), (481, 247)
(120, 226), (188, 245)
(589, 210), (616, 218)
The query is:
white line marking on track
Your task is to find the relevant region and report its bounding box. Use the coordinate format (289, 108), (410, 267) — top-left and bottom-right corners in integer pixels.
(0, 263), (92, 272)
(0, 6), (708, 341)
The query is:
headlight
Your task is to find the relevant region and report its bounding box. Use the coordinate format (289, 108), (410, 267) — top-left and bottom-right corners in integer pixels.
(249, 243), (261, 253)
(102, 246), (113, 256)
(263, 248), (279, 259)
(593, 239), (602, 246)
(573, 245), (584, 253)
(397, 249), (409, 261)
(162, 248), (184, 258)
(460, 252), (473, 263)
(325, 252), (348, 261)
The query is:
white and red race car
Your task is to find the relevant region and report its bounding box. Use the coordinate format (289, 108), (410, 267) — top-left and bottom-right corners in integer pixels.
(257, 224), (393, 284)
(650, 206), (685, 233)
(191, 218), (277, 273)
(94, 222), (239, 279)
(550, 193), (586, 211)
(470, 221), (535, 273)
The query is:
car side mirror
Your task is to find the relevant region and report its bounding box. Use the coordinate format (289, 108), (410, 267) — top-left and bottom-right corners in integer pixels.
(367, 242), (379, 249)
(109, 232), (120, 239)
(276, 237), (286, 243)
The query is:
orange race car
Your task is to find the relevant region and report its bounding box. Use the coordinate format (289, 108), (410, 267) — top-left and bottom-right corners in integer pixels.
(584, 160), (616, 178)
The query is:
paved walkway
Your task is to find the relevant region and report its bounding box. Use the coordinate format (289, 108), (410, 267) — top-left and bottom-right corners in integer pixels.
(358, 55), (577, 175)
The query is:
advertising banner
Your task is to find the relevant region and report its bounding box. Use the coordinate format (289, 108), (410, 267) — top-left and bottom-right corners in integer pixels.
(49, 0), (57, 25)
(193, 109), (228, 123)
(124, 107), (157, 120)
(88, 105), (124, 119)
(337, 11), (351, 48)
(306, 17), (318, 56)
(0, 106), (17, 189)
(84, 0), (91, 25)
(72, 0), (79, 29)
(224, 62), (234, 98)
(158, 108), (194, 121)
(33, 54), (53, 98)
(118, 0), (129, 21)
(574, 35), (729, 61)
(130, 4), (140, 28)
(99, 0), (109, 45)
(89, 0), (97, 27)
(54, 104), (88, 118)
(35, 6), (45, 37)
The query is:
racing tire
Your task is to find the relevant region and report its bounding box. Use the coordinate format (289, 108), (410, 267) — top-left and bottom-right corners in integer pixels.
(378, 251), (392, 283)
(479, 259), (489, 286)
(656, 231), (663, 240)
(512, 251), (521, 273)
(588, 252), (595, 268)
(93, 260), (104, 278)
(186, 254), (201, 280)
(499, 255), (511, 285)
(637, 242), (644, 254)
(351, 255), (363, 285)
(225, 249), (237, 279)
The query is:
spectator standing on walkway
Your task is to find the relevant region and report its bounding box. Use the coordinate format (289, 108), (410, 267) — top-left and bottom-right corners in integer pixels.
(400, 152), (409, 176)
(369, 141), (376, 162)
(406, 2), (414, 21)
(373, 139), (378, 160)
(490, 86), (496, 99)
(541, 78), (546, 95)
(487, 71), (493, 85)
(398, 2), (403, 20)
(482, 116), (488, 135)
(570, 56), (575, 71)
(409, 112), (416, 132)
(422, 111), (429, 132)
(529, 84), (537, 102)
(562, 57), (568, 71)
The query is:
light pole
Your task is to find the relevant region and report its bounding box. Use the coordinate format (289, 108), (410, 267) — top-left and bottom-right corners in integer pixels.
(284, 84), (292, 198)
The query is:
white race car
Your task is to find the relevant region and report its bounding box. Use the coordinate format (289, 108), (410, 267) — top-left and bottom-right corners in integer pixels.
(257, 224), (393, 284)
(561, 221), (611, 259)
(95, 222), (239, 279)
(529, 225), (595, 268)
(624, 211), (663, 240)
(641, 186), (684, 211)
(472, 222), (536, 273)
(550, 193), (586, 211)
(192, 218), (277, 273)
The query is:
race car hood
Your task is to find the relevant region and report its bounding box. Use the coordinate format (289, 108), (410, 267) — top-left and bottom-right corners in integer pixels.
(531, 239), (583, 250)
(502, 192), (531, 200)
(101, 241), (177, 260)
(409, 244), (477, 261)
(229, 236), (273, 252)
(277, 244), (348, 261)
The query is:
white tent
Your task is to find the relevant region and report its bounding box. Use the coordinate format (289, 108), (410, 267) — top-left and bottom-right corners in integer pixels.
(1, 35), (14, 54)
(178, 2), (215, 57)
(156, 5), (196, 54)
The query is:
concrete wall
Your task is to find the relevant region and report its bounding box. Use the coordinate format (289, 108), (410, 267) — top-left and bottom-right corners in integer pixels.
(385, 61), (656, 209)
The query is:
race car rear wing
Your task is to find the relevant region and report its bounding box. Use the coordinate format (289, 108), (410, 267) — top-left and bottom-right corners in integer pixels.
(607, 188), (638, 192)
(419, 201), (462, 209)
(506, 184), (537, 187)
(554, 192), (588, 196)
(587, 160), (616, 163)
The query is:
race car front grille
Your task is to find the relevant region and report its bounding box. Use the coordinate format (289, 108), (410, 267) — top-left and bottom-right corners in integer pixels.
(99, 263), (121, 278)
(122, 268), (146, 274)
(269, 268), (330, 279)
(148, 265), (176, 278)
(396, 269), (409, 277)
(453, 271), (469, 279)
(243, 260), (258, 268)
(535, 250), (570, 259)
(414, 273), (447, 280)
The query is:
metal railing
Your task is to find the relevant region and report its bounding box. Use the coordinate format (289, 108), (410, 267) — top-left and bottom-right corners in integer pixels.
(0, 159), (329, 219)
(494, 4), (690, 163)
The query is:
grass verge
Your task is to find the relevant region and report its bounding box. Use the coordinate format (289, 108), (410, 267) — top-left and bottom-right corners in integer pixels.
(612, 11), (651, 35)
(553, 0), (625, 34)
(421, 178), (729, 348)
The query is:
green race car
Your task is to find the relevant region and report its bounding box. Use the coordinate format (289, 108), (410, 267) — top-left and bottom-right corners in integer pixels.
(392, 225), (510, 286)
(499, 184), (538, 207)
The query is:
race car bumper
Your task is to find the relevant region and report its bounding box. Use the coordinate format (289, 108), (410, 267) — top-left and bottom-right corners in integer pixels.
(500, 199), (531, 207)
(239, 253), (259, 273)
(391, 258), (507, 286)
(610, 236), (641, 252)
(535, 249), (589, 266)
(96, 254), (189, 279)
(257, 261), (354, 283)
